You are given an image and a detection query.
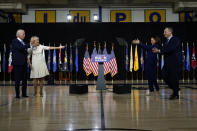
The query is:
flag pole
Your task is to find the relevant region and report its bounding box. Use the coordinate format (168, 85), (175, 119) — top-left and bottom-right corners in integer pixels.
(70, 43), (72, 84)
(142, 49), (144, 84)
(131, 43), (133, 84)
(187, 43), (190, 83)
(126, 45), (128, 84)
(54, 43), (56, 84)
(192, 42), (196, 82)
(111, 43), (114, 85)
(59, 43), (61, 84)
(9, 73), (11, 85)
(64, 43), (67, 85)
(93, 41), (96, 85)
(76, 44), (78, 84)
(3, 44), (6, 86)
(182, 43), (185, 83)
(142, 69), (144, 83)
(85, 43), (88, 85)
(4, 72), (5, 85)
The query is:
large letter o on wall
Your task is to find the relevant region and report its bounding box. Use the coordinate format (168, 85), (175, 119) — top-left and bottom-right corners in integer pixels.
(149, 12), (161, 22)
(145, 9), (166, 22)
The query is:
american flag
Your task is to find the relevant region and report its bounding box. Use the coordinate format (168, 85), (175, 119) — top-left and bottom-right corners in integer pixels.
(109, 48), (118, 77)
(103, 47), (110, 75)
(83, 49), (92, 76)
(90, 47), (98, 76)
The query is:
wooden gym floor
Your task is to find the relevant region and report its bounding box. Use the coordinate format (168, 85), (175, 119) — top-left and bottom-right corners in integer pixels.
(0, 82), (197, 131)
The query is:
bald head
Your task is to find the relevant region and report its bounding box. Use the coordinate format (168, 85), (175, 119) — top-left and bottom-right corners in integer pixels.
(16, 29), (25, 40)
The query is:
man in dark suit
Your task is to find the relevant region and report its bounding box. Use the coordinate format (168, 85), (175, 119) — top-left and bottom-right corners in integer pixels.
(153, 27), (181, 100)
(12, 29), (30, 98)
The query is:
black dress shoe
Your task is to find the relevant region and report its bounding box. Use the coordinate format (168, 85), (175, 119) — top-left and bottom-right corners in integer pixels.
(15, 96), (20, 99)
(22, 95), (29, 98)
(169, 95), (179, 100)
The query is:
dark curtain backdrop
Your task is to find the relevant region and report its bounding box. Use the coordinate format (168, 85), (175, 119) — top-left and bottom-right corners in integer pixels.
(0, 22), (197, 81)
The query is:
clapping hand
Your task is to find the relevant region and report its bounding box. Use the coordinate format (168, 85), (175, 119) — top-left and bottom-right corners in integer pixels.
(152, 47), (160, 53)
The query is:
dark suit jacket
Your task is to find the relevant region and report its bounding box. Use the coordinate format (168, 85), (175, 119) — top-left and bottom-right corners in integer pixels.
(161, 36), (181, 70)
(11, 38), (30, 66)
(139, 43), (160, 68)
(139, 43), (160, 79)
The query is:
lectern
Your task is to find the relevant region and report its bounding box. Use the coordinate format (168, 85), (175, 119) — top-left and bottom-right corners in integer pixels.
(92, 54), (110, 90)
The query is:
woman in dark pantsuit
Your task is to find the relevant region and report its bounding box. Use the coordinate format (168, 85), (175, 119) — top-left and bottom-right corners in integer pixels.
(133, 36), (161, 95)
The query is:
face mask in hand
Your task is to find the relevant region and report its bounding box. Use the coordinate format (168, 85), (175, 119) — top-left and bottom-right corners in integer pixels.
(32, 44), (37, 50)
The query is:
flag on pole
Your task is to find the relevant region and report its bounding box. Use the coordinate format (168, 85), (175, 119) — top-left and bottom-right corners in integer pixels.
(3, 44), (6, 73)
(64, 45), (68, 71)
(75, 46), (78, 72)
(83, 48), (92, 76)
(109, 48), (118, 77)
(8, 49), (13, 73)
(140, 48), (144, 71)
(161, 55), (164, 70)
(53, 49), (57, 72)
(182, 43), (185, 71)
(70, 45), (73, 72)
(125, 46), (129, 71)
(90, 47), (98, 76)
(186, 43), (190, 71)
(59, 44), (62, 64)
(129, 44), (133, 72)
(98, 45), (102, 54)
(191, 43), (197, 69)
(134, 45), (139, 71)
(47, 45), (51, 71)
(103, 47), (110, 75)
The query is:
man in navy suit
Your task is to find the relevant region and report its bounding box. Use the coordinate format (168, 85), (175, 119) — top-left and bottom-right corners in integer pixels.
(12, 29), (30, 98)
(153, 27), (181, 100)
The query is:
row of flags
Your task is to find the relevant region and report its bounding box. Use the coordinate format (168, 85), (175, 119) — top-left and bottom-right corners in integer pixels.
(0, 43), (196, 75)
(83, 46), (118, 77)
(49, 44), (76, 73)
(183, 43), (197, 71)
(127, 43), (197, 72)
(128, 45), (140, 72)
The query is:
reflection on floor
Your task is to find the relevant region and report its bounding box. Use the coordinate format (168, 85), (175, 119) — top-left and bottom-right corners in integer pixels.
(0, 85), (197, 131)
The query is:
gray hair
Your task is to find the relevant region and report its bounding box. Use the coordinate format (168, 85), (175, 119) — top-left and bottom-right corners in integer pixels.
(16, 29), (25, 37)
